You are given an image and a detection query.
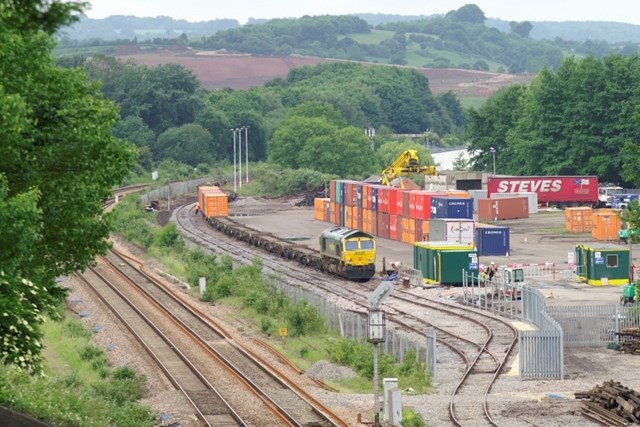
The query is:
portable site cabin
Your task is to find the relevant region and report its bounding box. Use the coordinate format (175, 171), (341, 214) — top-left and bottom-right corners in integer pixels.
(575, 244), (630, 286)
(414, 241), (478, 286)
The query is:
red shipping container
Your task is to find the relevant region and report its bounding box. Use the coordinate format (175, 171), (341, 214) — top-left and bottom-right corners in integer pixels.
(409, 191), (418, 219)
(477, 197), (529, 221)
(378, 186), (389, 213)
(395, 215), (403, 241)
(377, 212), (389, 240)
(389, 214), (399, 241)
(387, 187), (400, 215)
(402, 191), (411, 217)
(329, 180), (338, 202)
(346, 181), (360, 207)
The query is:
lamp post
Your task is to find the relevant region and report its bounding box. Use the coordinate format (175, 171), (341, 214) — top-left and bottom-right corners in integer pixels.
(489, 147), (496, 175)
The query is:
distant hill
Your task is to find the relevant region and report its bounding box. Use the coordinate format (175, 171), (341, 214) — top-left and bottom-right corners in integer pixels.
(61, 14), (640, 44)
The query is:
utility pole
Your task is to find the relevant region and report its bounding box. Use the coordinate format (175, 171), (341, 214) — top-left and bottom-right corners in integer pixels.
(490, 147), (496, 175)
(245, 126), (249, 183)
(238, 127), (243, 189)
(232, 128), (237, 192)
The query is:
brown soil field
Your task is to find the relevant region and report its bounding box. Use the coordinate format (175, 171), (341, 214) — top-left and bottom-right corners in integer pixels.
(115, 49), (534, 97)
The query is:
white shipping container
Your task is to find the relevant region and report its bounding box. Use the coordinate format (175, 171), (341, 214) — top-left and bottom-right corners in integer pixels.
(428, 218), (476, 244)
(489, 191), (538, 214)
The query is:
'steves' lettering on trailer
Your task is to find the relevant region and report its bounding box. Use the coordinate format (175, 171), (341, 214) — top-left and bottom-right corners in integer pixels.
(496, 179), (563, 193)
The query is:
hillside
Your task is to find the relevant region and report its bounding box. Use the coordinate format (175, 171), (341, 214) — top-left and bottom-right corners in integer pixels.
(114, 49), (534, 106)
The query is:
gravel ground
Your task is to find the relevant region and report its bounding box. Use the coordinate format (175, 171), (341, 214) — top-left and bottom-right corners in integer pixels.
(62, 197), (640, 427)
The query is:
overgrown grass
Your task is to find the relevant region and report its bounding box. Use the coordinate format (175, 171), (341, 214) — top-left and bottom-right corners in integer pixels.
(0, 315), (156, 426)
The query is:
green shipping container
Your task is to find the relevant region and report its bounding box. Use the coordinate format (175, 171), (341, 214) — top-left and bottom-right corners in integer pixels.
(414, 241), (475, 281)
(433, 250), (479, 286)
(575, 244), (630, 286)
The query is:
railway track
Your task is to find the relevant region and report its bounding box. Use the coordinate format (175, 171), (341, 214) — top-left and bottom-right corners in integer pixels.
(77, 265), (245, 426)
(80, 248), (347, 426)
(174, 201), (520, 426)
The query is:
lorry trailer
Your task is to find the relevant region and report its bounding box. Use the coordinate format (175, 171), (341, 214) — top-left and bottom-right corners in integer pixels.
(487, 176), (599, 207)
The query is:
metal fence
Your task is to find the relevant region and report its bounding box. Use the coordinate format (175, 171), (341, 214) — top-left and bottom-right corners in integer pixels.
(519, 285), (564, 380)
(266, 277), (428, 364)
(547, 303), (640, 347)
(141, 177), (215, 206)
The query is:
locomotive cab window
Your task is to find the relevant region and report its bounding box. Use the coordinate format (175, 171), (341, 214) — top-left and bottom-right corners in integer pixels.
(345, 241), (358, 251)
(360, 240), (374, 250)
(606, 254), (618, 268)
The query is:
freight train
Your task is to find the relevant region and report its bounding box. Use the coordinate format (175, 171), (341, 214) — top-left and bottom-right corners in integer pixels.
(205, 216), (377, 281)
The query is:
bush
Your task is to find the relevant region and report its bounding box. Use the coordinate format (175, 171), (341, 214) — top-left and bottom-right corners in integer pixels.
(286, 300), (325, 336)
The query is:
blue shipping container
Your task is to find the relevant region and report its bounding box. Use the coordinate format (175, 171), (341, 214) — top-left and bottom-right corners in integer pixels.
(371, 186), (378, 212)
(430, 197), (473, 220)
(475, 227), (510, 256)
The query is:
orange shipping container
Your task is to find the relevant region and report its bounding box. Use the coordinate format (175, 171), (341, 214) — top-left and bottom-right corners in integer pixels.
(314, 197), (330, 222)
(416, 219), (430, 242)
(401, 217), (414, 244)
(201, 192), (228, 218)
(565, 207), (593, 233)
(591, 212), (621, 241)
(477, 197), (529, 221)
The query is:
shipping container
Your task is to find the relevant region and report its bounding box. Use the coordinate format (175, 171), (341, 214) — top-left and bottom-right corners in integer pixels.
(475, 224), (510, 256)
(416, 219), (429, 242)
(402, 217), (416, 244)
(389, 214), (399, 241)
(401, 191), (411, 217)
(490, 191), (538, 214)
(487, 175), (598, 206)
(429, 219), (475, 244)
(477, 197), (529, 221)
(313, 197), (330, 222)
(591, 212), (621, 241)
(413, 241), (477, 285)
(575, 244), (630, 286)
(344, 180), (359, 207)
(329, 180), (337, 203)
(565, 207), (593, 233)
(377, 212), (390, 240)
(467, 189), (488, 212)
(201, 191), (228, 218)
(430, 197), (473, 220)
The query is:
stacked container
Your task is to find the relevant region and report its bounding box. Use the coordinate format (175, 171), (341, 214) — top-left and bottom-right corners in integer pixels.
(565, 207), (593, 233)
(322, 179), (471, 245)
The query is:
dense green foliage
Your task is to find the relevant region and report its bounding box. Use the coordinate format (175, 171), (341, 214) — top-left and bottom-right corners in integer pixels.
(0, 315), (155, 426)
(466, 54), (640, 185)
(0, 0), (136, 373)
(327, 339), (431, 392)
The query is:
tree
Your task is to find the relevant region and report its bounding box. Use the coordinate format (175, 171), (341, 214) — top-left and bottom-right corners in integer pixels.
(446, 4), (486, 24)
(0, 0), (136, 372)
(510, 21), (533, 38)
(155, 124), (214, 167)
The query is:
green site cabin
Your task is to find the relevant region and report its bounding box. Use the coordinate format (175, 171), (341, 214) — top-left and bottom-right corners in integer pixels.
(575, 244), (630, 286)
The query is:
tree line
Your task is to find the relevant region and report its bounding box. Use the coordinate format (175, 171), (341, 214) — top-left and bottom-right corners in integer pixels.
(466, 53), (640, 187)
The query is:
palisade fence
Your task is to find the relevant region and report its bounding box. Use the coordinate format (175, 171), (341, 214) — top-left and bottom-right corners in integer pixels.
(547, 303), (640, 347)
(520, 285), (564, 379)
(141, 177), (215, 206)
(267, 278), (430, 365)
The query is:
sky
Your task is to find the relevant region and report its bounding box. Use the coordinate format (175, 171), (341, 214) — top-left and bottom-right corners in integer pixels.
(83, 0), (640, 26)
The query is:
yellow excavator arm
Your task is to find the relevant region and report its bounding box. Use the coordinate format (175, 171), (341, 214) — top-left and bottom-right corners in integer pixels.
(380, 149), (438, 188)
